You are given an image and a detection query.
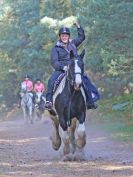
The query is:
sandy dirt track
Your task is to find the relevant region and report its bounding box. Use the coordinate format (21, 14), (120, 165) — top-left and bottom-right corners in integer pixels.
(0, 110), (133, 177)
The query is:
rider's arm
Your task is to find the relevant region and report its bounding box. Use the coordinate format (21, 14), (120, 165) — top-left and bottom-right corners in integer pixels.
(41, 83), (45, 92)
(51, 47), (64, 71)
(72, 26), (85, 47)
(29, 81), (33, 91)
(33, 84), (37, 92)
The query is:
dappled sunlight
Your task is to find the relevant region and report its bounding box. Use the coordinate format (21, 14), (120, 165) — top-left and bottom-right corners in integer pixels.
(0, 0), (133, 175)
(0, 162), (12, 167)
(100, 164), (133, 171)
(0, 136), (49, 145)
(2, 161), (132, 177)
(89, 136), (107, 143)
(112, 132), (131, 139)
(4, 171), (35, 176)
(58, 162), (133, 175)
(14, 161), (53, 168)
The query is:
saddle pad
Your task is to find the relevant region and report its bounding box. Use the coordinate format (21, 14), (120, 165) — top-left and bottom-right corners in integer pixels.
(53, 73), (65, 93)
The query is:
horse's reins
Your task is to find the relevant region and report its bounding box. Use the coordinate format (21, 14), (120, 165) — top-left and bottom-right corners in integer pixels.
(66, 69), (82, 127)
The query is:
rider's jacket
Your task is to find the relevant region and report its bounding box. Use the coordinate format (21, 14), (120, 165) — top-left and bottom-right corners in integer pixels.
(34, 83), (45, 92)
(22, 80), (33, 92)
(51, 26), (85, 71)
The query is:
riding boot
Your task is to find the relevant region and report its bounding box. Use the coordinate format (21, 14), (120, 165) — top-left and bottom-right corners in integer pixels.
(85, 91), (97, 109)
(45, 82), (53, 110)
(45, 93), (53, 110)
(82, 83), (97, 109)
(45, 71), (62, 110)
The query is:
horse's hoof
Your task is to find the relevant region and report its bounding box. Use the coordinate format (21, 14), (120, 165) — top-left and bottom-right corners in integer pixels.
(62, 154), (74, 161)
(51, 140), (61, 151)
(50, 136), (61, 151)
(73, 151), (86, 161)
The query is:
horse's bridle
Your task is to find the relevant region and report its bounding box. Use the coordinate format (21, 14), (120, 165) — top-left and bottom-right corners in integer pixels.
(21, 91), (32, 105)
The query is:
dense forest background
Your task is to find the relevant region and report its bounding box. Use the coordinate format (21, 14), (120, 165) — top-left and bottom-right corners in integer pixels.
(0, 0), (133, 112)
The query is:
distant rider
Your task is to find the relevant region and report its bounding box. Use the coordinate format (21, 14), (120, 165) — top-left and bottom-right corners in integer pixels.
(33, 79), (45, 93)
(17, 75), (33, 108)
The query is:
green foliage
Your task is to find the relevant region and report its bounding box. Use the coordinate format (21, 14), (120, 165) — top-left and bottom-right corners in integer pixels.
(72, 0), (133, 75)
(0, 0), (133, 110)
(41, 0), (72, 19)
(98, 94), (133, 142)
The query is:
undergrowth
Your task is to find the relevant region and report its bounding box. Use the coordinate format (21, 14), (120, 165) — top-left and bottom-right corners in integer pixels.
(98, 94), (133, 142)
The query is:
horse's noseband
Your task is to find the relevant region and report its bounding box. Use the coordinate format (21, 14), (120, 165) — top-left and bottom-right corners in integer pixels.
(67, 72), (82, 90)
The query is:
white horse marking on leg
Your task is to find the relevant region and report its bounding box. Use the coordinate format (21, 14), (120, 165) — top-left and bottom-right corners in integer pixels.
(77, 123), (85, 133)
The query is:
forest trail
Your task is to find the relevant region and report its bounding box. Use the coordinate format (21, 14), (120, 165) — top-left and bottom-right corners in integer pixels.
(0, 110), (133, 177)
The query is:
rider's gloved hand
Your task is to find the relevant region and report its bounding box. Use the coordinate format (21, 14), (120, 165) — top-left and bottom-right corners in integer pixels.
(63, 66), (68, 72)
(73, 21), (80, 28)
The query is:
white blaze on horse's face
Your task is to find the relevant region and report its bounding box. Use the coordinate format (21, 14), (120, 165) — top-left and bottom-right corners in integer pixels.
(74, 60), (82, 89)
(36, 92), (42, 103)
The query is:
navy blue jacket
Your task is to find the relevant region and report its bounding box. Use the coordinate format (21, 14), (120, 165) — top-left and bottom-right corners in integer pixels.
(51, 27), (85, 71)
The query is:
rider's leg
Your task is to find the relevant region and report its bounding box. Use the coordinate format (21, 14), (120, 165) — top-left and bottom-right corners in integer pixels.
(45, 71), (62, 109)
(83, 75), (99, 109)
(17, 93), (21, 108)
(32, 92), (35, 105)
(29, 91), (34, 107)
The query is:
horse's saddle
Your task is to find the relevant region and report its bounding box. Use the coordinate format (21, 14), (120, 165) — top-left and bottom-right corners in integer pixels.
(20, 91), (33, 98)
(53, 73), (65, 93)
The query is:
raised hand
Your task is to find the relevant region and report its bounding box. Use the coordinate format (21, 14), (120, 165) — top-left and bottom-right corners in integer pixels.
(73, 21), (80, 28)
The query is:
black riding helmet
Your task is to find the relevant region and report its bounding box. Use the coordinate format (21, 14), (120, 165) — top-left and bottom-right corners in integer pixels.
(24, 74), (30, 79)
(36, 78), (41, 82)
(58, 27), (70, 36)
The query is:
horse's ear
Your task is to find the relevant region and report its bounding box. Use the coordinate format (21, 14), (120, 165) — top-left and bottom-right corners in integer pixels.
(80, 49), (85, 59)
(70, 50), (74, 59)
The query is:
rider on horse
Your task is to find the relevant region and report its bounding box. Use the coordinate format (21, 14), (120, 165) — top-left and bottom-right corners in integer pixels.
(33, 79), (45, 106)
(45, 21), (100, 110)
(18, 75), (33, 108)
(33, 79), (45, 93)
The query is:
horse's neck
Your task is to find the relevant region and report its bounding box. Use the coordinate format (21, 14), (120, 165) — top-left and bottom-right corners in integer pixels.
(35, 93), (42, 103)
(23, 92), (30, 101)
(36, 92), (42, 98)
(65, 79), (75, 95)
